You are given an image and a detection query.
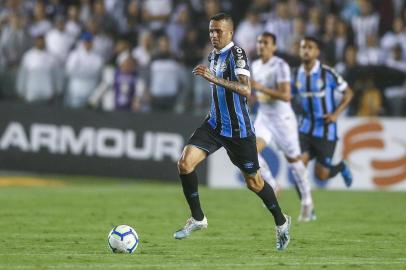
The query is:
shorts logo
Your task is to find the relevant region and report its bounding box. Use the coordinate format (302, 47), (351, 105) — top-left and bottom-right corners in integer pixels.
(236, 59), (246, 68)
(243, 161), (254, 169)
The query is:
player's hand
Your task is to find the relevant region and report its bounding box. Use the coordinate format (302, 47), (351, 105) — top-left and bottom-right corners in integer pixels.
(250, 79), (261, 91)
(192, 64), (216, 83)
(323, 113), (338, 123)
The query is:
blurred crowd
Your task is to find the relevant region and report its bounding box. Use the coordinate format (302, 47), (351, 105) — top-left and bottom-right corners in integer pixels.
(0, 0), (405, 116)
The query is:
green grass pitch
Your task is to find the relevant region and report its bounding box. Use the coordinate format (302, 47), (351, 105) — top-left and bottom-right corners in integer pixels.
(0, 176), (405, 270)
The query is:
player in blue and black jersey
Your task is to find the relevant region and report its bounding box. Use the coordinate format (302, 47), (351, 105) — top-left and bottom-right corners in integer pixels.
(173, 13), (291, 251)
(292, 36), (354, 187)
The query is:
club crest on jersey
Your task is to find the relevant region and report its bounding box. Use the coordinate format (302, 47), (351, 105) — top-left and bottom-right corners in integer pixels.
(317, 79), (324, 88)
(296, 81), (302, 89)
(236, 59), (246, 68)
(220, 62), (227, 72)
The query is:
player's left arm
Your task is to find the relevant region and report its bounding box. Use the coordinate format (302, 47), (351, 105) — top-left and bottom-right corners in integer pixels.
(323, 69), (354, 123)
(251, 61), (292, 101)
(192, 65), (251, 97)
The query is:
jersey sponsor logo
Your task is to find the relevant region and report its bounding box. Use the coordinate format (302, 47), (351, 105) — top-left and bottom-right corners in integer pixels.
(299, 90), (326, 98)
(0, 122), (184, 162)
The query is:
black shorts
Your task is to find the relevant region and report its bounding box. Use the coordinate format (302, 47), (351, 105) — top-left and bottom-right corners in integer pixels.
(187, 122), (260, 175)
(299, 133), (337, 167)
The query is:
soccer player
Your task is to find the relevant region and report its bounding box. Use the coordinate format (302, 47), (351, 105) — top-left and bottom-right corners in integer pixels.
(251, 32), (315, 222)
(292, 36), (353, 187)
(174, 13), (291, 251)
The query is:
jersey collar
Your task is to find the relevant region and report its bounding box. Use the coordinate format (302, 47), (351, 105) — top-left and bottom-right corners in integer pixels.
(214, 41), (234, 54)
(299, 60), (320, 75)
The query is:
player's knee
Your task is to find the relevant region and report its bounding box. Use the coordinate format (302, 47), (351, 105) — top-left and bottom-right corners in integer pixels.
(245, 175), (264, 193)
(315, 169), (329, 180)
(177, 158), (194, 174)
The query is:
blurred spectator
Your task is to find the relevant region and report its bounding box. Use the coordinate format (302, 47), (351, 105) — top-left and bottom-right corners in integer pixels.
(287, 0), (304, 18)
(16, 35), (59, 103)
(28, 1), (52, 37)
(334, 18), (349, 63)
(65, 5), (82, 40)
(45, 15), (74, 64)
(0, 0), (404, 117)
(103, 0), (126, 33)
(322, 14), (337, 65)
(357, 80), (383, 116)
(336, 45), (359, 81)
(92, 0), (117, 36)
(89, 50), (145, 112)
(351, 0), (379, 49)
(195, 0), (221, 44)
(357, 34), (384, 65)
(0, 0), (25, 22)
(65, 32), (103, 108)
(251, 0), (271, 22)
(192, 42), (211, 115)
(384, 44), (406, 116)
(381, 17), (406, 60)
(149, 35), (180, 112)
(306, 6), (322, 36)
(141, 0), (172, 32)
(122, 0), (142, 40)
(0, 13), (30, 98)
(45, 0), (65, 18)
(132, 30), (153, 78)
(86, 19), (114, 62)
(385, 44), (406, 73)
(166, 4), (189, 56)
(234, 7), (263, 59)
(264, 1), (293, 52)
(179, 29), (204, 112)
(341, 0), (359, 23)
(289, 17), (306, 56)
(0, 13), (30, 68)
(79, 0), (92, 24)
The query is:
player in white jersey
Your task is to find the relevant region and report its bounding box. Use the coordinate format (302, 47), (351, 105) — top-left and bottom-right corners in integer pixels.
(251, 32), (315, 221)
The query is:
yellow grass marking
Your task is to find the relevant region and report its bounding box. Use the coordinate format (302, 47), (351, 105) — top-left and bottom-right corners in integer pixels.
(0, 176), (66, 187)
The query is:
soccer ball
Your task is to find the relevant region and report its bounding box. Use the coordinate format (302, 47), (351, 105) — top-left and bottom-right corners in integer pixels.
(108, 225), (139, 253)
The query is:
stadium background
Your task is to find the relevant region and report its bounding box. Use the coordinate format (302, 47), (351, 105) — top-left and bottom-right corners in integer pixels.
(0, 1), (405, 269)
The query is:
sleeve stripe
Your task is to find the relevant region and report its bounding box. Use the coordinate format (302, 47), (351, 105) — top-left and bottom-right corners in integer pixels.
(337, 81), (348, 92)
(235, 68), (250, 77)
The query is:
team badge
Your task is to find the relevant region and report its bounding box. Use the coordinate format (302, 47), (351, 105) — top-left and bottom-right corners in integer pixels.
(220, 62), (227, 72)
(236, 59), (246, 68)
(296, 81), (302, 89)
(317, 79), (324, 88)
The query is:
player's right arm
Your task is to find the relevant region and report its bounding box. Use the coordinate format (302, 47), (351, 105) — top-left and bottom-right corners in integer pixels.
(251, 61), (292, 102)
(323, 66), (354, 123)
(192, 64), (251, 97)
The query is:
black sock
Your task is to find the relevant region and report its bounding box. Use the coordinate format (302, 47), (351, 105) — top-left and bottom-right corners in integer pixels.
(180, 171), (204, 221)
(256, 182), (286, 226)
(328, 161), (345, 178)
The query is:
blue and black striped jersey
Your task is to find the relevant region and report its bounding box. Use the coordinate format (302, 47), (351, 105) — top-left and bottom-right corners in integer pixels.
(206, 42), (255, 138)
(292, 60), (348, 141)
